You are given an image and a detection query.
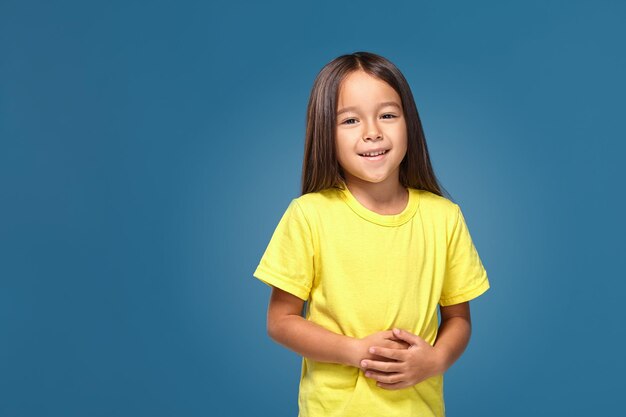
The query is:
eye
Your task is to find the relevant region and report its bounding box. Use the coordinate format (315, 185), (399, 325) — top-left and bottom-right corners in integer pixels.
(381, 114), (397, 119)
(342, 118), (358, 125)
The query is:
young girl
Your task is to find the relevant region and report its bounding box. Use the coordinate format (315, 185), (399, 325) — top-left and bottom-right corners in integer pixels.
(252, 51), (490, 417)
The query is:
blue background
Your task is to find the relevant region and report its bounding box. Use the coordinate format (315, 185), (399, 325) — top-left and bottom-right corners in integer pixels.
(1, 0), (624, 416)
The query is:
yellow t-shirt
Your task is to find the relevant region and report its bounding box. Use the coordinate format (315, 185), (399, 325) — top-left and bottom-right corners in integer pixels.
(252, 186), (490, 417)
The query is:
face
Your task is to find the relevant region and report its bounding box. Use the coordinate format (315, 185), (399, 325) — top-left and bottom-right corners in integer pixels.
(335, 70), (408, 189)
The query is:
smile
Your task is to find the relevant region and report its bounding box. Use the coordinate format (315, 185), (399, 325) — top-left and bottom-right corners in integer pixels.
(358, 149), (389, 161)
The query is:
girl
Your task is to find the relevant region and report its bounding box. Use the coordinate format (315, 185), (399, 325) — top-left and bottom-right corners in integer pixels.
(252, 51), (490, 417)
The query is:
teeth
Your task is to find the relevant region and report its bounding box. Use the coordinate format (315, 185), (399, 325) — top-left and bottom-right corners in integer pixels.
(361, 150), (386, 157)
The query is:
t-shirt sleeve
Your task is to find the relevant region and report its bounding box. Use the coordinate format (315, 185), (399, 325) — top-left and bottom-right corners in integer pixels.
(252, 199), (314, 301)
(439, 205), (490, 306)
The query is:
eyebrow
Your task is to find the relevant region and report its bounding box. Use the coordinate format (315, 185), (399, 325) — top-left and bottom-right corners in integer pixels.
(336, 101), (402, 116)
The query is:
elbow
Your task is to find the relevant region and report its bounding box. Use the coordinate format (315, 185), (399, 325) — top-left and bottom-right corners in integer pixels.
(267, 314), (299, 341)
(266, 316), (283, 341)
(266, 286), (305, 342)
(266, 319), (276, 340)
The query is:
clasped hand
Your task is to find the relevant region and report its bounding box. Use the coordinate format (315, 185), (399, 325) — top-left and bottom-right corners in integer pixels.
(355, 328), (443, 390)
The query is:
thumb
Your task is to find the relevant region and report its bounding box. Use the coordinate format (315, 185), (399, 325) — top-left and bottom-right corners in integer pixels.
(392, 328), (426, 347)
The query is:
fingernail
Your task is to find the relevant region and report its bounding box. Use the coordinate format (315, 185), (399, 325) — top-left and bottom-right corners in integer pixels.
(393, 328), (400, 335)
(361, 360), (367, 368)
(369, 347), (375, 353)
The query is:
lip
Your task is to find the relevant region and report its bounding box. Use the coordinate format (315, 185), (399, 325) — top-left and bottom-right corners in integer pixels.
(358, 148), (389, 156)
(358, 149), (389, 161)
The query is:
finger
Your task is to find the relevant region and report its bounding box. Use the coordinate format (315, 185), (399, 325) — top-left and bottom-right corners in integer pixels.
(392, 328), (427, 347)
(363, 370), (403, 384)
(369, 346), (407, 361)
(376, 381), (408, 390)
(389, 340), (411, 349)
(371, 353), (399, 363)
(361, 359), (402, 373)
(382, 330), (396, 339)
(384, 336), (409, 345)
(379, 344), (405, 354)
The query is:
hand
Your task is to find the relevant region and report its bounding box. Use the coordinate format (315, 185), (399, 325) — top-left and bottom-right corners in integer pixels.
(347, 330), (411, 368)
(360, 328), (444, 390)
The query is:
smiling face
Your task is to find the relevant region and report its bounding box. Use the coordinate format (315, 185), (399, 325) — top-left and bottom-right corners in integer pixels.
(335, 70), (408, 190)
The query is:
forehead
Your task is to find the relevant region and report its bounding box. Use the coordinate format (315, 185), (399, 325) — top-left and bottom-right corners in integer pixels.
(337, 70), (401, 108)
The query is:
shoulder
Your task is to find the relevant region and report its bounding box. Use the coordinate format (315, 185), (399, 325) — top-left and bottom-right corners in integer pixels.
(413, 188), (461, 227)
(288, 188), (343, 227)
(414, 188), (459, 214)
(293, 187), (341, 210)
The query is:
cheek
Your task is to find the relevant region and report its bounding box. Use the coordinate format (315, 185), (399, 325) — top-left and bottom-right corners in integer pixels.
(393, 123), (408, 139)
(335, 140), (352, 159)
(336, 150), (352, 168)
(395, 130), (408, 150)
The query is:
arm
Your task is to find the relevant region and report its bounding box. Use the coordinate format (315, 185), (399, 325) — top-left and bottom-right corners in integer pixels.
(433, 301), (472, 373)
(266, 286), (355, 367)
(266, 286), (410, 368)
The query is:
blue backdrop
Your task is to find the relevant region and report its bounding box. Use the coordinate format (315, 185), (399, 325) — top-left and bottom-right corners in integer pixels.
(1, 0), (624, 416)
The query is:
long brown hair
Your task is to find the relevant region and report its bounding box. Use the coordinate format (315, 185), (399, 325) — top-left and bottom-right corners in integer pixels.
(301, 51), (451, 201)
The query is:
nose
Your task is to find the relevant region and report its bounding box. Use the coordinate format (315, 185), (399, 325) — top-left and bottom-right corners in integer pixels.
(363, 120), (382, 141)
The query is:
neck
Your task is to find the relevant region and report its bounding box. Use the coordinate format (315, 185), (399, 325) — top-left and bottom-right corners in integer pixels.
(344, 175), (407, 214)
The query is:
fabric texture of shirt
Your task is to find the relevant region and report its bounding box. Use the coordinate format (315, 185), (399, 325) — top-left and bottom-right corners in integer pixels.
(252, 185), (490, 417)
